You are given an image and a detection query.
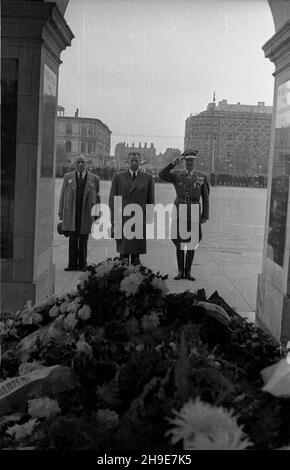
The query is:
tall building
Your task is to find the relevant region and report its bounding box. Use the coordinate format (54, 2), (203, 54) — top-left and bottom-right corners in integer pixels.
(184, 99), (273, 174)
(115, 142), (156, 167)
(56, 107), (112, 170)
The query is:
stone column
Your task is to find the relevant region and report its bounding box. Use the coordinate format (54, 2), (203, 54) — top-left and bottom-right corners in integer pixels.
(256, 1), (290, 343)
(1, 1), (74, 311)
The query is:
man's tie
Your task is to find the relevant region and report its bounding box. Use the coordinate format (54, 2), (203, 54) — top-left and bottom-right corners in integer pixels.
(132, 172), (136, 180)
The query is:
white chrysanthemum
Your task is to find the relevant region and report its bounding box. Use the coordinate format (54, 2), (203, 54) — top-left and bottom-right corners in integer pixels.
(76, 334), (93, 357)
(136, 344), (144, 352)
(96, 409), (119, 430)
(28, 397), (61, 419)
(21, 312), (33, 325)
(186, 431), (250, 450)
(0, 321), (13, 337)
(1, 319), (18, 338)
(78, 271), (90, 284)
(59, 301), (69, 314)
(67, 289), (78, 298)
(63, 312), (78, 330)
(41, 294), (57, 307)
(44, 294), (57, 307)
(141, 312), (160, 331)
(151, 277), (169, 296)
(94, 260), (119, 278)
(77, 304), (91, 321)
(6, 419), (38, 440)
(18, 361), (44, 376)
(0, 321), (6, 336)
(166, 398), (251, 451)
(120, 272), (144, 297)
(67, 297), (81, 315)
(123, 265), (141, 277)
(49, 304), (60, 318)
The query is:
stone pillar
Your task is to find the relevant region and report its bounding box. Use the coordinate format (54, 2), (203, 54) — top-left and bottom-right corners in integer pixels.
(256, 1), (290, 343)
(1, 1), (74, 311)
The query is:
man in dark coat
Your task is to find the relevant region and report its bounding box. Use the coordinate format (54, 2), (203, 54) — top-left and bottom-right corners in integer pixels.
(159, 149), (209, 281)
(109, 151), (155, 265)
(59, 154), (100, 271)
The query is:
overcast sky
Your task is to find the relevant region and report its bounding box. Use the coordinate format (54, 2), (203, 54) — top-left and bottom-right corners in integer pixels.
(59, 0), (275, 154)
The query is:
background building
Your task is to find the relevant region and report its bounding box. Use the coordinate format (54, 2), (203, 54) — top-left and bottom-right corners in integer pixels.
(184, 99), (272, 175)
(56, 107), (112, 172)
(115, 142), (157, 168)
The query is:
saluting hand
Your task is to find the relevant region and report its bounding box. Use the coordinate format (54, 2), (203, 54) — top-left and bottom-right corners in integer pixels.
(172, 155), (185, 165)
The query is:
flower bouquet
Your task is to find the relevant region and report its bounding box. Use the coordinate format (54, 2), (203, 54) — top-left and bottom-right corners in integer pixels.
(0, 258), (289, 450)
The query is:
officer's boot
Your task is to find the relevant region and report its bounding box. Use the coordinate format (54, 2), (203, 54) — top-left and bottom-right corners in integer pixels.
(185, 250), (195, 281)
(174, 248), (185, 280)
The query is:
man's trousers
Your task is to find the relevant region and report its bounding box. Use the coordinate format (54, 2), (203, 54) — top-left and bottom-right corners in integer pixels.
(68, 232), (89, 269)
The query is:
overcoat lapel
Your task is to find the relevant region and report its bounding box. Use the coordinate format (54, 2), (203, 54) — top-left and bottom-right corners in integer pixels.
(70, 172), (77, 191)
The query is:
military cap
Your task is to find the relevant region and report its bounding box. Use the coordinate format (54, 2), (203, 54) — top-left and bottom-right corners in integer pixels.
(181, 148), (198, 159)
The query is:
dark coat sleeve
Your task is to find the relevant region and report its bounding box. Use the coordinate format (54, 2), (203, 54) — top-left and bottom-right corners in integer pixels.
(95, 175), (100, 205)
(203, 174), (210, 196)
(159, 162), (177, 183)
(147, 174), (155, 205)
(146, 175), (155, 224)
(201, 178), (209, 220)
(59, 174), (68, 218)
(109, 173), (118, 225)
(92, 175), (100, 219)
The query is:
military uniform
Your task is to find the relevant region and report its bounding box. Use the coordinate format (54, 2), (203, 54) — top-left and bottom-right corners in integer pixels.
(159, 160), (209, 279)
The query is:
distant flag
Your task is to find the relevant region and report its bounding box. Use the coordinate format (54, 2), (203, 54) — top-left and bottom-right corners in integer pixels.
(213, 92), (216, 103)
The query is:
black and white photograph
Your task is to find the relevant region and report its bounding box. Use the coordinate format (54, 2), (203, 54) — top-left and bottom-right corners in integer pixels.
(1, 0), (290, 456)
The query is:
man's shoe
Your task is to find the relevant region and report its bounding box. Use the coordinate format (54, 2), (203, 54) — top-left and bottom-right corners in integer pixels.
(79, 266), (87, 272)
(64, 266), (78, 271)
(174, 271), (184, 280)
(185, 270), (195, 281)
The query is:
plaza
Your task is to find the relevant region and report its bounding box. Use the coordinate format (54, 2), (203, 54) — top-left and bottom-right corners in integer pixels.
(54, 179), (266, 319)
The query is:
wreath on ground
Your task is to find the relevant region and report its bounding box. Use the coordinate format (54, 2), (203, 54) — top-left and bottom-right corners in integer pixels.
(0, 259), (289, 450)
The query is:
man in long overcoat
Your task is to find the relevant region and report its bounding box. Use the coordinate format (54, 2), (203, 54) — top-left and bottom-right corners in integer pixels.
(159, 149), (209, 280)
(109, 151), (155, 265)
(59, 154), (100, 271)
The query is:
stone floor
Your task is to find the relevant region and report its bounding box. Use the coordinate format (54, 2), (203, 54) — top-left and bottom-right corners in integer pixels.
(53, 179), (267, 323)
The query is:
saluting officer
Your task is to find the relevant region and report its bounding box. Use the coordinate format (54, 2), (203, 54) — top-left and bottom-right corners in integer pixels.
(159, 149), (209, 281)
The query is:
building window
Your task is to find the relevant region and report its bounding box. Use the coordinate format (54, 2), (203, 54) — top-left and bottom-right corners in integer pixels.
(81, 141), (86, 153)
(88, 141), (96, 154)
(88, 126), (93, 136)
(65, 141), (72, 153)
(66, 123), (72, 135)
(81, 125), (87, 136)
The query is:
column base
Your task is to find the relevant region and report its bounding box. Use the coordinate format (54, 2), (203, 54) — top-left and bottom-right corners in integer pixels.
(256, 273), (290, 343)
(1, 262), (55, 312)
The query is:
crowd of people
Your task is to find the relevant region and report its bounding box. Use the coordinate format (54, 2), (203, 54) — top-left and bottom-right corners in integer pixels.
(210, 172), (267, 187)
(58, 162), (267, 188)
